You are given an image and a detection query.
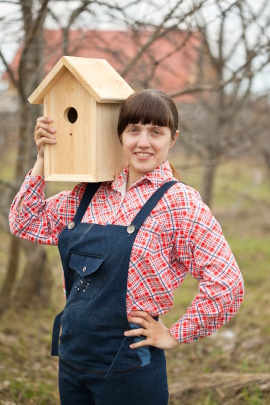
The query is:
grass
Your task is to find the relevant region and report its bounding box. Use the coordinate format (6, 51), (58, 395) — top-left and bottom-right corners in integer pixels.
(1, 156), (270, 404)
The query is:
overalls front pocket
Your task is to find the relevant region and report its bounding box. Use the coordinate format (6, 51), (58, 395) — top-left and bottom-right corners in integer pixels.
(68, 252), (105, 299)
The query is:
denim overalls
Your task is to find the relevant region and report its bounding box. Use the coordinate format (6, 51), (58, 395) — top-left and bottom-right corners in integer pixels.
(52, 180), (176, 404)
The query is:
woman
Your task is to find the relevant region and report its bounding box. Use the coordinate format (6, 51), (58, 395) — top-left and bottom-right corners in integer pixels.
(9, 89), (244, 405)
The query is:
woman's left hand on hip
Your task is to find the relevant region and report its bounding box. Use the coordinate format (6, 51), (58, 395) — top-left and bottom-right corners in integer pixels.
(124, 310), (181, 350)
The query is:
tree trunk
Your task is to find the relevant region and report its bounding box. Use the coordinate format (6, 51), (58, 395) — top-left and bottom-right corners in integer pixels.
(0, 102), (31, 311)
(14, 241), (53, 310)
(201, 158), (218, 208)
(261, 149), (270, 180)
(0, 236), (20, 314)
(0, 0), (52, 312)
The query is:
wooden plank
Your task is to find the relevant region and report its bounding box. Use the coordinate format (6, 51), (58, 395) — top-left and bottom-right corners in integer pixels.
(45, 174), (97, 182)
(95, 103), (126, 181)
(28, 61), (66, 104)
(28, 56), (134, 105)
(62, 56), (134, 103)
(43, 70), (95, 180)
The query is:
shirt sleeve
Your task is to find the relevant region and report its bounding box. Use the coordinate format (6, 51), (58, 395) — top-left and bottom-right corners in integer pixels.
(9, 170), (86, 245)
(169, 192), (244, 344)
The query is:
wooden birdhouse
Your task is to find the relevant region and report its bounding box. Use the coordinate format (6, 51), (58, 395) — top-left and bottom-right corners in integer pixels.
(28, 56), (134, 182)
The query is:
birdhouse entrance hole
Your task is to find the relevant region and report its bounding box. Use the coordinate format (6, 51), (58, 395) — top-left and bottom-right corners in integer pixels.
(65, 107), (78, 123)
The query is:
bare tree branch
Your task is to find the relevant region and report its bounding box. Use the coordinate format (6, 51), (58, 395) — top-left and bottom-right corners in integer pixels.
(0, 49), (19, 89)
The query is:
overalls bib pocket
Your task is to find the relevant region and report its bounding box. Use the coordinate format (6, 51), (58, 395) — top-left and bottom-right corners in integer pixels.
(69, 252), (105, 299)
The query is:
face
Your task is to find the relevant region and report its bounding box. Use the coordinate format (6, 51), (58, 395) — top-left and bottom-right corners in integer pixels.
(121, 123), (178, 185)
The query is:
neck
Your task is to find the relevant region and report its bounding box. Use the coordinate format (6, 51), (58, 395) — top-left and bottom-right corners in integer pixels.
(127, 169), (144, 190)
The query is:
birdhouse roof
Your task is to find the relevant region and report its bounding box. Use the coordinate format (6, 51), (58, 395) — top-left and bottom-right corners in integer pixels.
(28, 56), (134, 104)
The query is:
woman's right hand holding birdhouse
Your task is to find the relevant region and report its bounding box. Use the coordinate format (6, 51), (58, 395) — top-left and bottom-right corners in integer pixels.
(34, 116), (56, 158)
(31, 117), (56, 176)
(18, 116), (56, 212)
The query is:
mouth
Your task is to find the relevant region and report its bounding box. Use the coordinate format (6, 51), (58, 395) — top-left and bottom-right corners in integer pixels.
(134, 152), (153, 158)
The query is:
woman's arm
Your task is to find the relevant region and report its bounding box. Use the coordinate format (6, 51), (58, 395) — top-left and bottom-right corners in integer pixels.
(9, 117), (85, 245)
(168, 195), (244, 344)
(9, 171), (82, 246)
(124, 187), (244, 348)
(18, 117), (56, 213)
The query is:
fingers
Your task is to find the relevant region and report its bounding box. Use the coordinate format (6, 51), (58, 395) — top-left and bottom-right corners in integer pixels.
(34, 117), (56, 157)
(124, 328), (150, 349)
(128, 315), (149, 329)
(124, 311), (180, 350)
(34, 117), (55, 139)
(36, 116), (52, 124)
(129, 338), (149, 349)
(124, 311), (157, 349)
(35, 116), (53, 136)
(124, 328), (147, 338)
(35, 126), (56, 143)
(129, 311), (154, 323)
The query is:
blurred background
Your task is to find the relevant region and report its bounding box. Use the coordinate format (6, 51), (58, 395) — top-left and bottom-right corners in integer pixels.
(0, 1), (270, 404)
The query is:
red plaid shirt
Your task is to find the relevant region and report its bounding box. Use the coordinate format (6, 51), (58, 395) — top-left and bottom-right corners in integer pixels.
(9, 160), (244, 344)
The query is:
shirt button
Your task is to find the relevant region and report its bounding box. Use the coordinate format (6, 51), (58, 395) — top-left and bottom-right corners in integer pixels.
(67, 221), (75, 230)
(83, 266), (86, 272)
(127, 224), (136, 234)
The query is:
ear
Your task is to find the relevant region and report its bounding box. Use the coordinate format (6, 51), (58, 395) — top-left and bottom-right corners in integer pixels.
(119, 134), (123, 145)
(170, 130), (179, 148)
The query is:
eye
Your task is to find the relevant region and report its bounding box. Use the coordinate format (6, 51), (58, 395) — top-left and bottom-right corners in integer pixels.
(151, 128), (162, 135)
(128, 127), (139, 133)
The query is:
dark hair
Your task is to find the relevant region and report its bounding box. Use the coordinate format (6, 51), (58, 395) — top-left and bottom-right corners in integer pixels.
(117, 89), (179, 140)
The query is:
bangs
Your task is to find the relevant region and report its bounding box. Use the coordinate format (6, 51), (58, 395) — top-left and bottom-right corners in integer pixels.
(117, 90), (176, 136)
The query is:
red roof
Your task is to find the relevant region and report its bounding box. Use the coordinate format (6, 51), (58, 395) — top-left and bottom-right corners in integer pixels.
(7, 29), (202, 100)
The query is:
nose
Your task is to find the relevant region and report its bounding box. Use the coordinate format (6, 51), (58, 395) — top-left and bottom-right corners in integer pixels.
(137, 130), (150, 148)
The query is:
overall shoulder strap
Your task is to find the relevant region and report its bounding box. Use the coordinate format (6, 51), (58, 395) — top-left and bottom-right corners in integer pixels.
(132, 181), (177, 229)
(73, 182), (101, 223)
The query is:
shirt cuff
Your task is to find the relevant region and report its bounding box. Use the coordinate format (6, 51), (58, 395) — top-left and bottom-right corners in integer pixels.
(27, 168), (44, 181)
(10, 170), (45, 219)
(169, 316), (201, 345)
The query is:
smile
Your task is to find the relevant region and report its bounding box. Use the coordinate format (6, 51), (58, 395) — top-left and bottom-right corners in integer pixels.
(135, 152), (153, 157)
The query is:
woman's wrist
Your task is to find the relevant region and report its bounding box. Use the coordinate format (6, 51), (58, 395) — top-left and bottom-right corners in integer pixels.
(31, 154), (45, 176)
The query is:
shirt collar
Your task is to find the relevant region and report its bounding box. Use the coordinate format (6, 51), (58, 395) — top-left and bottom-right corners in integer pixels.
(110, 160), (174, 193)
